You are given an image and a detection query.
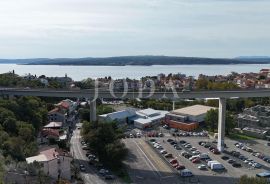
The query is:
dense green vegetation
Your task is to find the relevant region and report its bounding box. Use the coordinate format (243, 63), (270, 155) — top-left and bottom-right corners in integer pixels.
(228, 133), (256, 140)
(81, 121), (128, 170)
(204, 109), (236, 135)
(238, 175), (268, 184)
(78, 104), (114, 121)
(0, 73), (44, 88)
(0, 97), (48, 161)
(195, 78), (239, 90)
(0, 154), (4, 184)
(74, 78), (95, 89)
(0, 73), (66, 88)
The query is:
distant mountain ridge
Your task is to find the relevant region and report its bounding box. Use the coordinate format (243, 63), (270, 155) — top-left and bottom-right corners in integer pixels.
(0, 56), (270, 65)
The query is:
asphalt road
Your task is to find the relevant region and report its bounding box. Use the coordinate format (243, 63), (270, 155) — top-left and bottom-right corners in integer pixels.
(123, 138), (191, 184)
(70, 127), (124, 184)
(123, 134), (270, 184)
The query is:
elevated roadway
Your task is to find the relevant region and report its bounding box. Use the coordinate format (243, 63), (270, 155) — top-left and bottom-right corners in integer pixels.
(1, 88), (270, 99)
(1, 88), (270, 152)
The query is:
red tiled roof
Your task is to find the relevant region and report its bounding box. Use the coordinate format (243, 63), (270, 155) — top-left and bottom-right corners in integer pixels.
(41, 129), (60, 138)
(57, 101), (69, 109)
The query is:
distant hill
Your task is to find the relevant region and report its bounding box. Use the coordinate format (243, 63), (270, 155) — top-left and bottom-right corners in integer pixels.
(1, 56), (270, 65)
(234, 56), (270, 62)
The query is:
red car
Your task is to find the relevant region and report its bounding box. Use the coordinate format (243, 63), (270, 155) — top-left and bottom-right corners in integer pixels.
(172, 163), (179, 168)
(169, 159), (178, 164)
(192, 158), (201, 163)
(176, 165), (185, 170)
(211, 149), (220, 154)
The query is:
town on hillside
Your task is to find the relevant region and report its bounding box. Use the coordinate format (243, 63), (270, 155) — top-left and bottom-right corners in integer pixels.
(1, 70), (270, 184)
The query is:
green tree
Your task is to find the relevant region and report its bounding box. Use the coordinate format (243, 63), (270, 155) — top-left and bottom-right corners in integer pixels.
(195, 79), (209, 90)
(82, 121), (127, 170)
(225, 112), (236, 135)
(238, 175), (268, 184)
(205, 109), (218, 132)
(78, 108), (90, 121)
(3, 118), (17, 134)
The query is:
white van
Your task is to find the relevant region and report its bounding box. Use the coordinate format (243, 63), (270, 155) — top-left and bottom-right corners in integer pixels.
(180, 169), (193, 177)
(207, 160), (219, 168)
(211, 163), (225, 170)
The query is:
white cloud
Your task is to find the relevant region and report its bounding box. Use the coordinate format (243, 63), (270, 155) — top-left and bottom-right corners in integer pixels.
(0, 0), (269, 58)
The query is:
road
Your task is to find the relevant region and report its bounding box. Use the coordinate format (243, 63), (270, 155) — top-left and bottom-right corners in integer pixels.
(3, 87), (270, 99)
(70, 127), (123, 184)
(123, 138), (187, 184)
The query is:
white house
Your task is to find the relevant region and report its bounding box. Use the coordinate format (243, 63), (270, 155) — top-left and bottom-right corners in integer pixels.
(26, 148), (72, 181)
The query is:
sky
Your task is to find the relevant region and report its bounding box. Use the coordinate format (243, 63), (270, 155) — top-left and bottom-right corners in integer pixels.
(0, 0), (269, 59)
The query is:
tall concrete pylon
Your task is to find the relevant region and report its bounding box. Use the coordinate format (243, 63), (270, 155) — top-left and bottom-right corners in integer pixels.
(217, 98), (226, 152)
(90, 100), (97, 122)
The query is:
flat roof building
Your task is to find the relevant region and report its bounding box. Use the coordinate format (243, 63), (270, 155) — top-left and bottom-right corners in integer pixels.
(166, 105), (215, 131)
(99, 108), (168, 129)
(98, 108), (137, 123)
(132, 108), (168, 129)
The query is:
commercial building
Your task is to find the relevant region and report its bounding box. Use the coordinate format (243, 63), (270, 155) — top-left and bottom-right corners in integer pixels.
(98, 108), (137, 124)
(165, 105), (215, 131)
(132, 108), (168, 129)
(99, 108), (168, 129)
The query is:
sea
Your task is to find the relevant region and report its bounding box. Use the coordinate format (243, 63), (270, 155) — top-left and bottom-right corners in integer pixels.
(0, 64), (269, 81)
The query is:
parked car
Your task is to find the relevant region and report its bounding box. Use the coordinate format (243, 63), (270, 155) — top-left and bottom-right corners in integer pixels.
(253, 163), (262, 168)
(99, 169), (109, 176)
(170, 159), (178, 164)
(198, 164), (207, 170)
(174, 145), (182, 150)
(180, 169), (193, 177)
(185, 145), (192, 148)
(105, 175), (115, 180)
(165, 153), (173, 158)
(180, 140), (186, 144)
(192, 158), (200, 163)
(160, 150), (167, 154)
(221, 156), (229, 160)
(211, 149), (220, 154)
(176, 164), (185, 170)
(232, 163), (241, 168)
(228, 159), (235, 164)
(80, 165), (86, 172)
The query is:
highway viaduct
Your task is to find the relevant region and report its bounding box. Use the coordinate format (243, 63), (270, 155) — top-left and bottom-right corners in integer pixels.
(1, 88), (270, 152)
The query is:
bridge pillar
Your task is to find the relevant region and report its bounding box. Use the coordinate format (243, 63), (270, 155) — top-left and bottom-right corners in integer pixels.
(217, 98), (226, 152)
(172, 101), (175, 110)
(90, 100), (97, 122)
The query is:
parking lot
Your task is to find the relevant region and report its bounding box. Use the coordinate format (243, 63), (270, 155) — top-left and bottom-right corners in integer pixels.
(123, 126), (270, 184)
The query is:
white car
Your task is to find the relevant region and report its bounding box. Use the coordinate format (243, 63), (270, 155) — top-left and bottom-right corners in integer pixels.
(156, 146), (163, 150)
(160, 150), (167, 154)
(198, 164), (207, 170)
(99, 169), (109, 175)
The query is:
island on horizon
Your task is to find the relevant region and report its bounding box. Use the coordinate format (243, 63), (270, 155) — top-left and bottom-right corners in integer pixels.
(1, 55), (270, 66)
